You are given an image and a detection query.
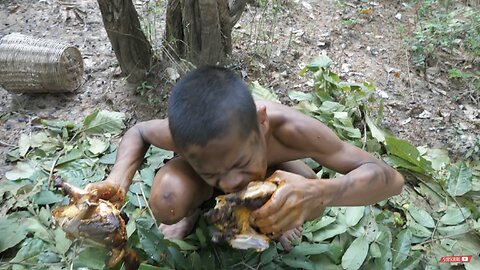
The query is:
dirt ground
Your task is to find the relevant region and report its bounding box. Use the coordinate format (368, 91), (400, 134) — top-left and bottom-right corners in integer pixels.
(0, 0), (478, 178)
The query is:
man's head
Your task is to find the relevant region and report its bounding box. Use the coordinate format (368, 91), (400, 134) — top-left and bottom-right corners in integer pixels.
(168, 66), (268, 192)
(168, 66), (259, 151)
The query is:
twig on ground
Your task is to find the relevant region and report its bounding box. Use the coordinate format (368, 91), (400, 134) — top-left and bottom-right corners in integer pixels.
(47, 131), (80, 189)
(405, 49), (414, 96)
(140, 184), (157, 227)
(416, 229), (476, 247)
(0, 140), (16, 147)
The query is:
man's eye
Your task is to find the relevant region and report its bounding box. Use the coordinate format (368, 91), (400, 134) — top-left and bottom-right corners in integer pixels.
(239, 160), (250, 168)
(202, 174), (217, 180)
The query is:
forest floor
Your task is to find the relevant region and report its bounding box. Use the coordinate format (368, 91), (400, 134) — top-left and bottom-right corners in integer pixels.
(0, 0), (478, 177)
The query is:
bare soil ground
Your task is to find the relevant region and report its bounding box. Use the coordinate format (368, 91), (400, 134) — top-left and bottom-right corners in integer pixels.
(1, 0), (478, 178)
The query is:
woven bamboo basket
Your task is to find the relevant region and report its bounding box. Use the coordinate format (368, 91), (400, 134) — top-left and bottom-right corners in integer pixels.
(0, 33), (84, 93)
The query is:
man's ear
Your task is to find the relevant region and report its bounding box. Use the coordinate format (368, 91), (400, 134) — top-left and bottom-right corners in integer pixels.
(257, 106), (268, 132)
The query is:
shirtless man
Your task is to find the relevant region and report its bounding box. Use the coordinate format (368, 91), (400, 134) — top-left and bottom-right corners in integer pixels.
(87, 66), (404, 250)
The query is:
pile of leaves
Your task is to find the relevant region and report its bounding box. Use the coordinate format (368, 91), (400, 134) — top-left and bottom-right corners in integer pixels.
(1, 56), (479, 270)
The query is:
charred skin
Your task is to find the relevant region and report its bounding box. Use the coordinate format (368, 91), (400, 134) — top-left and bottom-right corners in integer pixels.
(204, 181), (278, 251)
(52, 179), (131, 268)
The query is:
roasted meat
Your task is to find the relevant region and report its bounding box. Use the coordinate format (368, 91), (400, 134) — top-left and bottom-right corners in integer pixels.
(52, 178), (131, 268)
(204, 181), (278, 251)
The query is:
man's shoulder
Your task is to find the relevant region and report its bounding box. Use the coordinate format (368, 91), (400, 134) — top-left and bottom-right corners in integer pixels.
(135, 119), (176, 151)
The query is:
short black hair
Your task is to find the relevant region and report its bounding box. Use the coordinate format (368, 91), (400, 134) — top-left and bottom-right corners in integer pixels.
(168, 66), (259, 150)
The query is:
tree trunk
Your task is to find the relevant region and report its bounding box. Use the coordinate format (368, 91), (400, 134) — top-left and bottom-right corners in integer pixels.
(165, 0), (248, 66)
(97, 0), (152, 83)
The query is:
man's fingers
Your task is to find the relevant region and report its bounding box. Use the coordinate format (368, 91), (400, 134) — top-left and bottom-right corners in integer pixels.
(255, 210), (300, 236)
(252, 187), (286, 219)
(85, 182), (125, 206)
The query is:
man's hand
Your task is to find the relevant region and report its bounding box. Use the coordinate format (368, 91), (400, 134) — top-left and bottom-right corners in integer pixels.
(250, 170), (327, 237)
(85, 181), (126, 209)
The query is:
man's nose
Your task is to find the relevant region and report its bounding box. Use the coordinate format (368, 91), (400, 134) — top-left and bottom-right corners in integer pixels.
(219, 174), (244, 193)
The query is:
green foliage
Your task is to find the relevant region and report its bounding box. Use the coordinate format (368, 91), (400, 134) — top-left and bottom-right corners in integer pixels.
(411, 3), (479, 66)
(285, 55), (480, 269)
(1, 56), (479, 270)
(410, 0), (479, 91)
(290, 55), (375, 148)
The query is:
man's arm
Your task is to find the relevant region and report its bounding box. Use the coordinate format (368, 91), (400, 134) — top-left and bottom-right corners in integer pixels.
(104, 119), (176, 192)
(315, 142), (405, 206)
(252, 105), (404, 235)
(280, 107), (404, 206)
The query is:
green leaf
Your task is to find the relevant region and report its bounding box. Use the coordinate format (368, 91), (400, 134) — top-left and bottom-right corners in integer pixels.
(195, 226), (207, 248)
(188, 252), (202, 270)
(83, 110), (126, 135)
(7, 148), (21, 162)
(128, 192), (147, 208)
(419, 147), (450, 171)
(345, 206), (365, 227)
(439, 208), (471, 225)
(53, 228), (72, 255)
(30, 132), (60, 152)
(136, 218), (173, 266)
(56, 148), (83, 166)
(365, 114), (386, 143)
(250, 81), (279, 102)
(73, 246), (108, 270)
(305, 55), (332, 70)
(99, 150), (117, 164)
(365, 217), (380, 243)
(289, 242), (329, 256)
(374, 225), (393, 270)
(396, 250), (422, 270)
(260, 245), (278, 265)
(145, 146), (174, 168)
(87, 137), (109, 155)
(38, 207), (51, 226)
(282, 254), (316, 270)
(168, 246), (190, 269)
(347, 221), (366, 238)
(319, 101), (345, 114)
(408, 221), (432, 238)
(25, 217), (50, 241)
(303, 216), (336, 234)
(408, 205), (435, 228)
(11, 238), (45, 265)
(451, 235), (480, 270)
(385, 136), (432, 173)
(446, 162), (473, 196)
(139, 264), (174, 270)
(0, 180), (32, 197)
(312, 223), (348, 242)
(437, 223), (470, 236)
(198, 249), (216, 269)
(169, 239), (198, 251)
(323, 235), (346, 264)
(140, 167), (156, 187)
(5, 160), (37, 180)
(18, 133), (30, 157)
(384, 156), (425, 173)
(392, 229), (412, 267)
(38, 251), (61, 264)
(32, 189), (62, 205)
(288, 90), (315, 102)
(56, 158), (96, 187)
(341, 236), (369, 270)
(0, 218), (28, 252)
(369, 242), (381, 258)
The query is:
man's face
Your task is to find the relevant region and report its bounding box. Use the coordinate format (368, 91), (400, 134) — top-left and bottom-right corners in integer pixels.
(182, 129), (267, 193)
